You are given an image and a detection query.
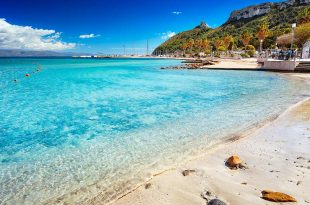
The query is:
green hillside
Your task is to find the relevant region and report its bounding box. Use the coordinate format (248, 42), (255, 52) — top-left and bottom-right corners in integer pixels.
(153, 2), (310, 55)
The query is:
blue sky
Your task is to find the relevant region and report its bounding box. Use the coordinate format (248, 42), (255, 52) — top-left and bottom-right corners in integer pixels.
(0, 0), (282, 54)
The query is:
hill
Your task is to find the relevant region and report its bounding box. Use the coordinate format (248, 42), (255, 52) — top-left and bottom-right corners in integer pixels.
(153, 0), (310, 55)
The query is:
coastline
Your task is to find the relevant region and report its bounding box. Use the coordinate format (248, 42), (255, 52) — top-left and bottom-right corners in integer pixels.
(2, 58), (309, 205)
(111, 75), (310, 205)
(202, 58), (261, 70)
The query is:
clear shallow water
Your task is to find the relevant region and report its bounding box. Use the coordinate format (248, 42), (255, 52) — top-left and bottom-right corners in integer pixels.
(0, 58), (308, 204)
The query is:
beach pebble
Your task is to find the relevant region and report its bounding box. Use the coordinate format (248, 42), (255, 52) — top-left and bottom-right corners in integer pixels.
(201, 190), (212, 200)
(145, 183), (151, 189)
(225, 155), (246, 169)
(207, 199), (227, 205)
(261, 190), (297, 202)
(182, 169), (195, 176)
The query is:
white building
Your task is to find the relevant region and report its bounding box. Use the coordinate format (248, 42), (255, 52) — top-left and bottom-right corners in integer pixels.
(302, 41), (310, 59)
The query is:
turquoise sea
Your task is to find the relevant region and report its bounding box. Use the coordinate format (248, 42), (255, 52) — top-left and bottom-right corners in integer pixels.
(0, 58), (308, 204)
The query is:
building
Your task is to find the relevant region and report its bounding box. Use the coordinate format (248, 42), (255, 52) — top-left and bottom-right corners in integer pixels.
(302, 41), (310, 59)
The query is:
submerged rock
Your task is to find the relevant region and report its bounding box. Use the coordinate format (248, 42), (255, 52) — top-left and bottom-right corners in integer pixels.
(261, 190), (297, 202)
(207, 199), (227, 205)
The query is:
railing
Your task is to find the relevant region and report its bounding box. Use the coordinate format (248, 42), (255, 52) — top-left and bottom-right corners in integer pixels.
(257, 49), (303, 61)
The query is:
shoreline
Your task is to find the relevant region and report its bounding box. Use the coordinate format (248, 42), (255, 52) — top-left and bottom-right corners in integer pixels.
(110, 75), (310, 205)
(45, 66), (310, 205)
(106, 111), (281, 204)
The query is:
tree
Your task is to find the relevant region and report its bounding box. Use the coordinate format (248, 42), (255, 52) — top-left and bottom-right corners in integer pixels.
(295, 22), (310, 48)
(188, 38), (195, 53)
(240, 31), (252, 47)
(297, 7), (310, 24)
(223, 35), (233, 53)
(276, 33), (292, 47)
(202, 39), (209, 52)
(257, 23), (269, 41)
(214, 38), (223, 55)
(195, 39), (203, 52)
(257, 23), (269, 51)
(181, 42), (188, 54)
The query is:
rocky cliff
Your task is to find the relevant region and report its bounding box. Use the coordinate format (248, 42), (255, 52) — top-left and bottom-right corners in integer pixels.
(153, 0), (309, 55)
(227, 0), (309, 23)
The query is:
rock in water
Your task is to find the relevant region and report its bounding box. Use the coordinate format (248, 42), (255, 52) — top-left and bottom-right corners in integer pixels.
(208, 199), (227, 205)
(261, 190), (297, 202)
(225, 155), (242, 169)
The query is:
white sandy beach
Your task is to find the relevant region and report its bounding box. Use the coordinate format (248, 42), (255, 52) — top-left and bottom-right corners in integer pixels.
(204, 58), (261, 69)
(112, 80), (310, 205)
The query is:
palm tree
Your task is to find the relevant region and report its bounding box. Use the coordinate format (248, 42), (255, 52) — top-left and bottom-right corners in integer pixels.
(240, 31), (252, 47)
(223, 35), (233, 54)
(181, 43), (188, 55)
(188, 38), (195, 54)
(256, 23), (269, 52)
(195, 39), (203, 52)
(214, 38), (223, 55)
(202, 38), (209, 52)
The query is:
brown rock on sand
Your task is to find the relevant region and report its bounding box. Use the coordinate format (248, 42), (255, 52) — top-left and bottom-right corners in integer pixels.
(182, 169), (195, 176)
(261, 190), (297, 202)
(145, 183), (151, 189)
(225, 155), (245, 169)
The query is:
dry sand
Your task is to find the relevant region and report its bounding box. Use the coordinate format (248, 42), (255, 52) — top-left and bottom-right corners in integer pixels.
(204, 58), (261, 69)
(112, 96), (310, 205)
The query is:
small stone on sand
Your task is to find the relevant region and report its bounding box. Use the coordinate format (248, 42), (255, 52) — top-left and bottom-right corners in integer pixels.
(261, 190), (297, 202)
(145, 183), (151, 189)
(182, 169), (195, 176)
(207, 199), (227, 205)
(201, 190), (212, 200)
(225, 155), (246, 169)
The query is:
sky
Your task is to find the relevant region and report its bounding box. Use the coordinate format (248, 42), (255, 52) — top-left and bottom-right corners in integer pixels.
(0, 0), (282, 54)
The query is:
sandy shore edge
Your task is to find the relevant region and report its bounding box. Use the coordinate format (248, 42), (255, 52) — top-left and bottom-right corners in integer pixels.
(111, 84), (310, 205)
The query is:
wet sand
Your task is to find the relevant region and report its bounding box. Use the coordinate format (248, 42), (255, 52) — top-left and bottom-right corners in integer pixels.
(112, 95), (310, 204)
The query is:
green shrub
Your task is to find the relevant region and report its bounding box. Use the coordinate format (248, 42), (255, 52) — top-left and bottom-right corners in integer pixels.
(246, 50), (255, 57)
(241, 53), (250, 58)
(245, 45), (255, 51)
(204, 49), (212, 54)
(218, 46), (226, 52)
(245, 45), (256, 57)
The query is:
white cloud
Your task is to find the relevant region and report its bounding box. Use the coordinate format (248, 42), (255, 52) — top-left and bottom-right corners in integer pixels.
(79, 34), (100, 39)
(0, 18), (76, 50)
(171, 11), (182, 15)
(161, 31), (176, 40)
